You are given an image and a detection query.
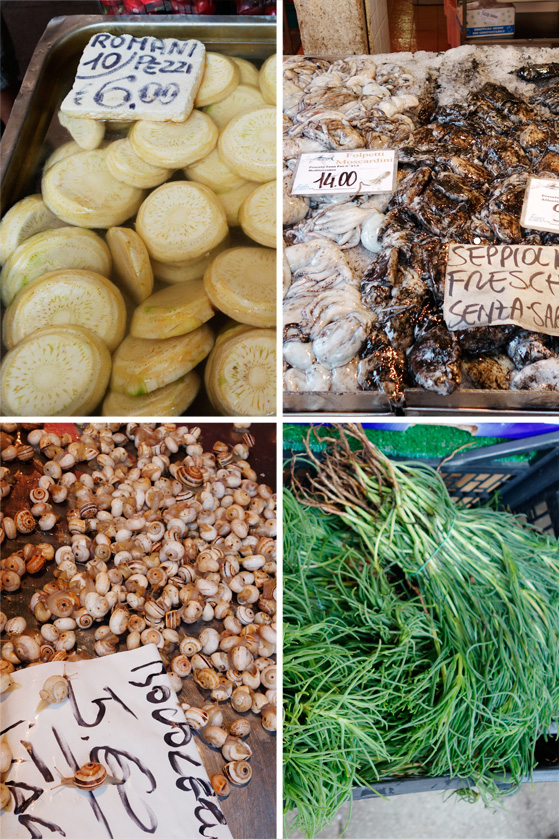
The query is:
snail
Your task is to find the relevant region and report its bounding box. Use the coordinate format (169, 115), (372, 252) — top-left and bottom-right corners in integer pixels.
(2, 420), (276, 804)
(0, 737), (12, 779)
(211, 774), (230, 798)
(53, 761), (123, 792)
(0, 662), (20, 695)
(223, 760), (252, 786)
(0, 782), (13, 811)
(36, 669), (74, 713)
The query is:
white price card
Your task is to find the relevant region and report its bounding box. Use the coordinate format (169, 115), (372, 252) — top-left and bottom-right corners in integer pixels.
(444, 243), (559, 337)
(0, 645), (232, 839)
(60, 33), (206, 123)
(520, 176), (559, 234)
(291, 150), (398, 196)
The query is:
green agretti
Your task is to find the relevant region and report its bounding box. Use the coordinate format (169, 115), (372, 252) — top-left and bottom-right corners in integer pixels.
(283, 425), (559, 839)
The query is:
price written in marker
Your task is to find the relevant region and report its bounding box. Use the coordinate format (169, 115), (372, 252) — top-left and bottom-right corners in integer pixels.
(444, 243), (559, 336)
(60, 33), (206, 123)
(291, 150), (398, 196)
(312, 170), (358, 190)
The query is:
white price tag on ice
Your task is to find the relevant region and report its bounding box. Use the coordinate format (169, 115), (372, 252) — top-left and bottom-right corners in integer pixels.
(291, 150), (398, 196)
(1, 646), (232, 839)
(60, 33), (206, 123)
(520, 176), (559, 234)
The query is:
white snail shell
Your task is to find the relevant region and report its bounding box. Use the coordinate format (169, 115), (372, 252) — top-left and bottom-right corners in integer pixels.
(39, 674), (69, 705)
(0, 738), (12, 776)
(222, 738), (252, 762)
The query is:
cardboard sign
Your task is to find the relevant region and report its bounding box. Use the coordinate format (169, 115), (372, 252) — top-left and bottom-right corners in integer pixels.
(1, 645), (232, 839)
(291, 150), (397, 196)
(520, 176), (559, 234)
(60, 33), (206, 122)
(444, 243), (559, 337)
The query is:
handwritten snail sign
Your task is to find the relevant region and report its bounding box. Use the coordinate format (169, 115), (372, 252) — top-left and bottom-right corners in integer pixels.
(1, 645), (232, 839)
(444, 243), (559, 337)
(60, 34), (206, 123)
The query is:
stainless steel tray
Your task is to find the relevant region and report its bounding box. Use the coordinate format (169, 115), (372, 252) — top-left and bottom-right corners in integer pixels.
(0, 15), (276, 418)
(284, 387), (559, 415)
(1, 14), (275, 210)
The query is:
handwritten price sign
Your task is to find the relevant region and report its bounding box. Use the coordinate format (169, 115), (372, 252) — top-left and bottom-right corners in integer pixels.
(60, 34), (206, 123)
(444, 243), (559, 336)
(291, 150), (397, 196)
(1, 646), (232, 839)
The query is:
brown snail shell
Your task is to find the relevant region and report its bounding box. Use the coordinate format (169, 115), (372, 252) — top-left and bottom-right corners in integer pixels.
(223, 759), (252, 786)
(54, 761), (122, 791)
(26, 552), (47, 575)
(204, 725), (228, 748)
(210, 774), (230, 797)
(229, 719), (251, 739)
(14, 509), (35, 534)
(171, 654), (191, 678)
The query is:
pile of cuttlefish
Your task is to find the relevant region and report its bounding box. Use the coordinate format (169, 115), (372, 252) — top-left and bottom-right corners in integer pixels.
(283, 54), (559, 406)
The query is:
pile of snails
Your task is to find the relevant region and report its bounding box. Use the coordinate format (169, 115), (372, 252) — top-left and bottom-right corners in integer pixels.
(0, 422), (277, 804)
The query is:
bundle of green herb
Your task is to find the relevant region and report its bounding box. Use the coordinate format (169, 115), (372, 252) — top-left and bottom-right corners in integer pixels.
(284, 425), (559, 839)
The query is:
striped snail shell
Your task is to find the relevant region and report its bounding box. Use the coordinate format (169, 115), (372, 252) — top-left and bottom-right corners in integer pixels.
(175, 465), (204, 488)
(164, 608), (182, 630)
(14, 509), (35, 534)
(223, 759), (252, 786)
(79, 502), (98, 519)
(179, 636), (202, 657)
(16, 445), (35, 461)
(26, 552), (47, 575)
(194, 668), (221, 691)
(74, 763), (107, 789)
(182, 706), (208, 730)
(29, 487), (49, 504)
(55, 761), (117, 791)
(217, 452), (233, 467)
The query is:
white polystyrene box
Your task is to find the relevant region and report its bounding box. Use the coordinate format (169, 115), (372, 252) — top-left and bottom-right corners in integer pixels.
(60, 33), (206, 123)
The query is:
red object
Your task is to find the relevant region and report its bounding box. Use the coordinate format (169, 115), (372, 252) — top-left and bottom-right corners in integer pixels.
(262, 3), (276, 13)
(192, 0), (216, 12)
(169, 0), (193, 10)
(44, 423), (80, 441)
(123, 0), (147, 10)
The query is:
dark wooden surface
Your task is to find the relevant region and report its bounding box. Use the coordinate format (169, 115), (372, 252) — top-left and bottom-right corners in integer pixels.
(1, 422), (277, 839)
